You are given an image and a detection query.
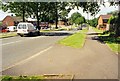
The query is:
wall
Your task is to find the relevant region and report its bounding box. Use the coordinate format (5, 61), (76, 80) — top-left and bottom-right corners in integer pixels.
(98, 16), (103, 25)
(2, 16), (14, 26)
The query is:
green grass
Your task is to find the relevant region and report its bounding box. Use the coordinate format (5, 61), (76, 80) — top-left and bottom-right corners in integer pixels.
(58, 29), (88, 48)
(0, 32), (17, 38)
(92, 27), (104, 33)
(106, 42), (119, 53)
(92, 27), (120, 54)
(102, 37), (120, 53)
(1, 75), (44, 81)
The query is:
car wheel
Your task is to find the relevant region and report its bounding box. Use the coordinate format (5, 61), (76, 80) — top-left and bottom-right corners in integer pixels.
(29, 32), (33, 36)
(19, 34), (24, 37)
(37, 31), (40, 36)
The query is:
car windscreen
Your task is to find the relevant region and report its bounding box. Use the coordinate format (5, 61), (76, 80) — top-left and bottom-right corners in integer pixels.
(18, 24), (26, 29)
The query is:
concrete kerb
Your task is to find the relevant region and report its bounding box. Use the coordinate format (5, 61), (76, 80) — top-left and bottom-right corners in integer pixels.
(43, 74), (74, 80)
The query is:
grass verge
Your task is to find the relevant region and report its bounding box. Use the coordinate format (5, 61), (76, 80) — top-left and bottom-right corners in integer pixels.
(58, 29), (88, 48)
(99, 36), (120, 54)
(92, 27), (104, 33)
(1, 75), (44, 81)
(1, 74), (73, 80)
(0, 32), (17, 38)
(92, 27), (120, 54)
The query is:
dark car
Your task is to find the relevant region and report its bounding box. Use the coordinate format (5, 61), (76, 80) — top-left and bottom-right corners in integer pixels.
(77, 26), (82, 30)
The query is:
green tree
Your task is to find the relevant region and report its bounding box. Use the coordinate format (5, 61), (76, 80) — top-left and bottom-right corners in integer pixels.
(75, 16), (85, 25)
(2, 2), (28, 22)
(69, 12), (82, 24)
(107, 10), (118, 17)
(89, 18), (98, 27)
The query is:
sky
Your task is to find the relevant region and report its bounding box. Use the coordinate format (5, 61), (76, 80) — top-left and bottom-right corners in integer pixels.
(0, 2), (118, 21)
(68, 2), (118, 19)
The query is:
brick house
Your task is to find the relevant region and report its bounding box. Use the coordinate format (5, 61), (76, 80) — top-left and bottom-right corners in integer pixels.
(2, 16), (22, 26)
(97, 14), (112, 30)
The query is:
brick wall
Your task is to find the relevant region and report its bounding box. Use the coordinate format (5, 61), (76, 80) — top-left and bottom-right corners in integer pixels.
(2, 16), (14, 26)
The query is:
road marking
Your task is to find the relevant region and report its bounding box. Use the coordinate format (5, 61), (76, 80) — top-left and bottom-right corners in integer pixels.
(28, 36), (45, 39)
(1, 36), (46, 46)
(0, 37), (16, 40)
(0, 40), (22, 46)
(1, 46), (53, 72)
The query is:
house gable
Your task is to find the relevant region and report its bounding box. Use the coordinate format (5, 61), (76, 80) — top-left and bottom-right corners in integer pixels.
(2, 16), (14, 26)
(2, 16), (22, 26)
(98, 16), (103, 25)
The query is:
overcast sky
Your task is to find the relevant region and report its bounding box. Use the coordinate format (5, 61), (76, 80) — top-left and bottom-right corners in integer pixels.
(0, 2), (118, 21)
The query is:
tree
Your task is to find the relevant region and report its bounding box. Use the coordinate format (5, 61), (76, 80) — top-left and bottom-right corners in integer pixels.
(2, 2), (28, 22)
(75, 16), (85, 25)
(89, 18), (98, 27)
(69, 12), (82, 24)
(107, 10), (118, 17)
(51, 2), (69, 29)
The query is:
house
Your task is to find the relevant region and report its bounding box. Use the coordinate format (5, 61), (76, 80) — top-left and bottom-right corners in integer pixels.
(97, 14), (112, 30)
(2, 16), (22, 26)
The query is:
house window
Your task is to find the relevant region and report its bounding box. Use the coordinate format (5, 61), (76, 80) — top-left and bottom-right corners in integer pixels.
(103, 19), (108, 23)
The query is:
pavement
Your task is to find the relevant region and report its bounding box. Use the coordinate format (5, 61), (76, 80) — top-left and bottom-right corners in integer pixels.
(1, 28), (118, 79)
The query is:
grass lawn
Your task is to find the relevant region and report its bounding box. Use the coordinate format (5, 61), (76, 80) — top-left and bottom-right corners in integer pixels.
(0, 32), (17, 38)
(107, 42), (119, 53)
(92, 27), (104, 33)
(92, 27), (120, 54)
(101, 36), (120, 54)
(58, 29), (88, 48)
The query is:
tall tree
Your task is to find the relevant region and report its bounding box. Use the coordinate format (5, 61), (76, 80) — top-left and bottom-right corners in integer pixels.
(69, 12), (86, 26)
(2, 2), (28, 22)
(49, 2), (69, 29)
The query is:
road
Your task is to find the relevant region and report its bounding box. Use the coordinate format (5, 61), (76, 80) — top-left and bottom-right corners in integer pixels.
(1, 29), (118, 79)
(1, 31), (73, 71)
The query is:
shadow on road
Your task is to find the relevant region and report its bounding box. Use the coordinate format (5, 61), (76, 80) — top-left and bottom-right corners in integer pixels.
(91, 36), (105, 44)
(40, 32), (73, 36)
(87, 32), (102, 35)
(24, 32), (73, 37)
(91, 35), (120, 45)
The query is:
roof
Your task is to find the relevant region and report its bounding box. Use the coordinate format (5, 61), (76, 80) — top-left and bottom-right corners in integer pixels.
(2, 16), (22, 22)
(11, 16), (22, 21)
(27, 18), (37, 21)
(100, 14), (112, 19)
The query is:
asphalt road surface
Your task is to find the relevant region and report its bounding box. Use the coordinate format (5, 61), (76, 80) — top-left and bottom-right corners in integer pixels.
(1, 29), (118, 79)
(1, 31), (73, 71)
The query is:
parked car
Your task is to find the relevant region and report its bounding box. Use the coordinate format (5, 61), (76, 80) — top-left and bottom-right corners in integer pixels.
(40, 22), (49, 29)
(77, 26), (82, 30)
(17, 22), (40, 37)
(6, 26), (16, 32)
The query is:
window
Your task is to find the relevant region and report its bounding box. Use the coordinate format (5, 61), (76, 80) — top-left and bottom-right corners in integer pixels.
(103, 19), (108, 23)
(18, 24), (26, 29)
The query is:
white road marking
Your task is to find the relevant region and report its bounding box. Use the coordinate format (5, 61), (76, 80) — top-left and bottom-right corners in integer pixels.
(1, 36), (46, 46)
(28, 36), (45, 39)
(1, 37), (16, 40)
(0, 40), (22, 46)
(1, 46), (53, 72)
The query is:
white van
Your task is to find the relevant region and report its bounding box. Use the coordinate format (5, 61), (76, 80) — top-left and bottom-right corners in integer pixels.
(7, 26), (16, 32)
(17, 22), (40, 37)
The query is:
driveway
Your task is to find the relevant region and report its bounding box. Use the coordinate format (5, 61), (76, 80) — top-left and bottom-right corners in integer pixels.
(2, 28), (118, 79)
